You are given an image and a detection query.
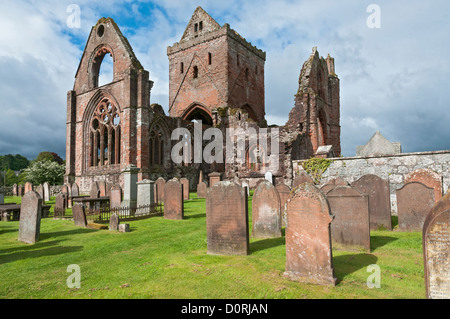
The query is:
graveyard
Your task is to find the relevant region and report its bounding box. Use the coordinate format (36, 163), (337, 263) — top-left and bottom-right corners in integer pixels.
(0, 189), (426, 299)
(0, 3), (449, 302)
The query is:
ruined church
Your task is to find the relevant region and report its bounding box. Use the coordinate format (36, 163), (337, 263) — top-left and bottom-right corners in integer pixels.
(64, 7), (341, 192)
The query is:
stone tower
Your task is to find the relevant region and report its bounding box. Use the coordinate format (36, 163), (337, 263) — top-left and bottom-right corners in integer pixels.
(167, 6), (266, 126)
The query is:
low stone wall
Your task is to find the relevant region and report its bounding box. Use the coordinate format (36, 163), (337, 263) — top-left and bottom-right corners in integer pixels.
(0, 185), (64, 197)
(293, 150), (450, 215)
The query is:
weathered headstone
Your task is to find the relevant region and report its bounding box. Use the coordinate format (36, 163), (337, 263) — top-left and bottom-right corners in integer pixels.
(109, 213), (120, 231)
(121, 165), (139, 208)
(423, 193), (450, 299)
(397, 182), (435, 231)
(197, 182), (207, 199)
(61, 184), (70, 209)
(18, 191), (42, 244)
(0, 193), (4, 205)
(405, 169), (443, 203)
(206, 181), (249, 256)
(180, 178), (190, 200)
(24, 182), (33, 194)
(276, 184), (291, 227)
(352, 174), (392, 230)
(12, 184), (18, 196)
(36, 184), (45, 201)
(164, 179), (184, 220)
(326, 185), (371, 252)
(119, 223), (130, 233)
(90, 182), (100, 199)
(110, 185), (122, 209)
(241, 180), (250, 196)
(98, 181), (107, 197)
(72, 202), (87, 228)
(293, 171), (314, 188)
(18, 185), (23, 197)
(54, 193), (66, 218)
(136, 179), (155, 215)
(43, 182), (50, 202)
(71, 183), (80, 197)
(252, 180), (281, 238)
(320, 177), (349, 194)
(208, 172), (222, 188)
(155, 177), (166, 204)
(283, 183), (336, 286)
(264, 171), (274, 184)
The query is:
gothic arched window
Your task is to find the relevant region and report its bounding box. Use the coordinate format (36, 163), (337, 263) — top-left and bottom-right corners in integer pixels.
(149, 125), (165, 166)
(89, 99), (121, 167)
(246, 144), (268, 172)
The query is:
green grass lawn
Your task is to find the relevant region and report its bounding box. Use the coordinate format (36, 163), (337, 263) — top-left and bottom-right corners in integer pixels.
(0, 192), (425, 299)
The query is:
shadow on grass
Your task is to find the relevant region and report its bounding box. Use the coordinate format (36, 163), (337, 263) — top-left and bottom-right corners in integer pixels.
(0, 244), (83, 265)
(0, 225), (18, 235)
(184, 213), (206, 220)
(370, 235), (398, 251)
(250, 231), (286, 254)
(333, 253), (378, 284)
(39, 227), (98, 241)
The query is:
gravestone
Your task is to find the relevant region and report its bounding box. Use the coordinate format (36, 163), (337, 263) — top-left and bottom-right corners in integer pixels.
(293, 171), (314, 188)
(241, 180), (250, 196)
(121, 165), (139, 208)
(276, 184), (291, 227)
(206, 181), (249, 256)
(155, 178), (166, 204)
(397, 182), (435, 231)
(54, 193), (66, 218)
(36, 184), (45, 201)
(90, 182), (100, 199)
(109, 213), (120, 231)
(97, 181), (107, 197)
(405, 169), (443, 203)
(265, 171), (274, 184)
(71, 183), (80, 197)
(61, 184), (70, 209)
(18, 185), (23, 197)
(352, 174), (392, 230)
(0, 193), (4, 204)
(283, 183), (336, 286)
(164, 179), (184, 220)
(423, 193), (450, 299)
(13, 184), (17, 196)
(110, 185), (122, 209)
(320, 177), (349, 194)
(326, 185), (371, 252)
(43, 182), (50, 202)
(136, 180), (155, 215)
(197, 182), (207, 199)
(18, 191), (42, 244)
(72, 202), (87, 228)
(180, 178), (190, 200)
(119, 223), (130, 233)
(24, 182), (33, 194)
(252, 180), (281, 238)
(65, 183), (73, 208)
(208, 172), (222, 188)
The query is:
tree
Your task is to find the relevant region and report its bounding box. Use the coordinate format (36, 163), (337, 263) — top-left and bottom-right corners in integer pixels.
(0, 154), (30, 171)
(34, 152), (64, 165)
(23, 160), (65, 185)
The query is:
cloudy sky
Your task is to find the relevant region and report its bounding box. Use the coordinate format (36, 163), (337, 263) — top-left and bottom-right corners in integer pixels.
(0, 0), (449, 160)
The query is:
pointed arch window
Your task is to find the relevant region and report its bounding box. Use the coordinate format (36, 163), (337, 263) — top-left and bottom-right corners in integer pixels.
(89, 99), (121, 167)
(149, 125), (165, 166)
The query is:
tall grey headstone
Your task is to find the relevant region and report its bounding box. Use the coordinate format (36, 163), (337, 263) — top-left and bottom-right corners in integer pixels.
(43, 182), (50, 202)
(136, 179), (155, 215)
(121, 165), (139, 208)
(18, 191), (42, 244)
